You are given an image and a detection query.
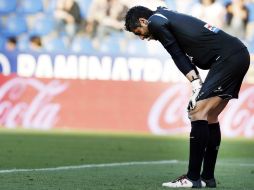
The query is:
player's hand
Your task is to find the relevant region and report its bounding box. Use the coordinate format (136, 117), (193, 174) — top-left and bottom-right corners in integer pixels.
(187, 78), (202, 111)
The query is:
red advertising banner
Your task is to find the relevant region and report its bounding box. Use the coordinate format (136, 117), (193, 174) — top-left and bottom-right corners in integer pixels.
(0, 75), (254, 138)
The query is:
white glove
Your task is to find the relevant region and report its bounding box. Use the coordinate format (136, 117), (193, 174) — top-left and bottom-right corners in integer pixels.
(187, 78), (202, 111)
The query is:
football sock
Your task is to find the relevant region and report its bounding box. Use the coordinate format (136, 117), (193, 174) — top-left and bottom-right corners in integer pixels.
(201, 122), (221, 180)
(187, 120), (209, 181)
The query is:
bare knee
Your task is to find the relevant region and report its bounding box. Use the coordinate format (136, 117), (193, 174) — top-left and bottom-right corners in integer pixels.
(188, 106), (209, 121)
(188, 97), (229, 122)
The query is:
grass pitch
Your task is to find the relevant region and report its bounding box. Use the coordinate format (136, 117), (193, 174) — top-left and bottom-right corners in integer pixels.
(0, 130), (253, 190)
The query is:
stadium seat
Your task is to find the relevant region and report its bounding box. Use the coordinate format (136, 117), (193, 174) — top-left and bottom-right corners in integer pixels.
(146, 40), (168, 57)
(0, 36), (6, 49)
(0, 17), (2, 30)
(30, 16), (55, 36)
(1, 15), (27, 36)
(17, 35), (30, 51)
(99, 33), (124, 54)
(247, 39), (254, 52)
(108, 32), (125, 41)
(44, 37), (67, 52)
(0, 0), (16, 15)
(75, 0), (92, 19)
(221, 0), (232, 5)
(71, 36), (95, 54)
(44, 0), (57, 13)
(100, 38), (121, 55)
(127, 39), (148, 56)
(17, 0), (43, 14)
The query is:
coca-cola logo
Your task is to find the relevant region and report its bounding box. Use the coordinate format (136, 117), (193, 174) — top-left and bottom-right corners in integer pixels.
(148, 83), (190, 135)
(148, 84), (254, 138)
(0, 77), (69, 129)
(221, 87), (254, 138)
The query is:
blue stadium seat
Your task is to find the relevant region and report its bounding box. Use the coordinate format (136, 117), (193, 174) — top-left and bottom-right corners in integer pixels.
(30, 16), (55, 36)
(44, 0), (57, 13)
(17, 35), (30, 51)
(0, 17), (2, 30)
(247, 40), (254, 52)
(222, 0), (232, 5)
(44, 38), (67, 52)
(75, 0), (92, 18)
(108, 32), (125, 41)
(0, 36), (6, 49)
(0, 0), (16, 15)
(17, 0), (43, 14)
(1, 15), (27, 36)
(246, 2), (254, 22)
(127, 39), (148, 56)
(71, 36), (95, 54)
(100, 38), (121, 54)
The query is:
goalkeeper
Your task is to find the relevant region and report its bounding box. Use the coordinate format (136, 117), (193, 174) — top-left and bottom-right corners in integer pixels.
(124, 6), (250, 188)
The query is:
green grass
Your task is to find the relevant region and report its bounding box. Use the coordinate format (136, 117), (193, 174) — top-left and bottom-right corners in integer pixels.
(0, 130), (253, 190)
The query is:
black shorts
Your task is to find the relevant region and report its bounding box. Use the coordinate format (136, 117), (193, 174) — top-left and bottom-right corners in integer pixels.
(197, 48), (250, 101)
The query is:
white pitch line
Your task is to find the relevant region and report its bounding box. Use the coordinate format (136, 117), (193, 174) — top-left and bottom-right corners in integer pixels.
(0, 160), (179, 174)
(0, 160), (253, 174)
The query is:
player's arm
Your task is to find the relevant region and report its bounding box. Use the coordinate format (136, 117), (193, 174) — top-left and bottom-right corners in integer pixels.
(148, 15), (202, 110)
(148, 15), (198, 78)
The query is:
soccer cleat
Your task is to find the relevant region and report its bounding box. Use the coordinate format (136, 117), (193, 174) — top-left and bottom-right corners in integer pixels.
(162, 175), (202, 188)
(201, 178), (217, 188)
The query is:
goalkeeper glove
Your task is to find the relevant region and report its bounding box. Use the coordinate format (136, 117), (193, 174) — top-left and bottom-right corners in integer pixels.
(187, 78), (202, 111)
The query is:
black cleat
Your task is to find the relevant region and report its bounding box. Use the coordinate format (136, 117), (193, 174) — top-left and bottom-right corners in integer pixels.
(201, 178), (217, 188)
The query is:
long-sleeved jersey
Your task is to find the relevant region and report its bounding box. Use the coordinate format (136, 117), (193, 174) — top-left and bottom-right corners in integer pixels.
(148, 7), (246, 75)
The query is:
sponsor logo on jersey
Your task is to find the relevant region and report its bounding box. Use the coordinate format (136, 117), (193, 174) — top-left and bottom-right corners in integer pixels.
(204, 23), (220, 33)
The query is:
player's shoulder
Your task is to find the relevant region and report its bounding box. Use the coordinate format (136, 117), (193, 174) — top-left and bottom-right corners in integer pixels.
(148, 7), (171, 30)
(149, 7), (171, 22)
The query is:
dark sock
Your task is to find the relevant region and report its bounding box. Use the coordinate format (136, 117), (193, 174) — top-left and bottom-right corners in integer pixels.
(201, 122), (221, 180)
(187, 120), (209, 181)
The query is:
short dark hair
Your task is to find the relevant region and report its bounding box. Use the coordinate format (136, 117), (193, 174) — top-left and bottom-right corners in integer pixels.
(7, 36), (17, 44)
(30, 35), (42, 46)
(124, 6), (154, 32)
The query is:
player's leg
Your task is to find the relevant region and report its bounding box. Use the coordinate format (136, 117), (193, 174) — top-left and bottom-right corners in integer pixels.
(201, 99), (229, 188)
(163, 48), (249, 188)
(207, 98), (229, 123)
(162, 96), (225, 188)
(186, 96), (224, 180)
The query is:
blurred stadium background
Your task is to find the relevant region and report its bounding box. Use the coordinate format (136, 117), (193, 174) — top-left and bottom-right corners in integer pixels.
(0, 0), (253, 137)
(0, 0), (254, 189)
